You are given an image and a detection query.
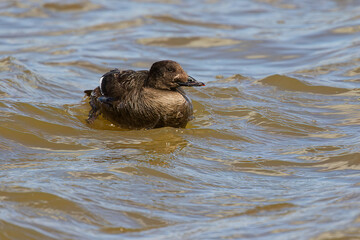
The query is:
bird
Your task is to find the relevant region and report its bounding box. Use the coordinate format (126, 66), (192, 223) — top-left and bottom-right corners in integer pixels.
(84, 60), (205, 129)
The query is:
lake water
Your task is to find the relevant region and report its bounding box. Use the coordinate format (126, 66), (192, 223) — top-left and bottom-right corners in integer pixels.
(1, 0), (360, 239)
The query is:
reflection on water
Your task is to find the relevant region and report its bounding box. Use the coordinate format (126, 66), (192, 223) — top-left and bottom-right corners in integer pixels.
(1, 0), (360, 239)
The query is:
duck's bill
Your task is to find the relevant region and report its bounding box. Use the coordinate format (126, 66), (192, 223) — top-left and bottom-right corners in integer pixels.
(178, 76), (205, 87)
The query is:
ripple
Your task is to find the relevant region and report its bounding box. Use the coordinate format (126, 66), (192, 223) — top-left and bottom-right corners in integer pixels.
(0, 1), (102, 19)
(0, 187), (104, 225)
(137, 37), (241, 48)
(1, 0), (360, 239)
(0, 125), (90, 151)
(100, 211), (169, 234)
(148, 14), (235, 29)
(0, 220), (52, 240)
(42, 18), (146, 36)
(42, 2), (102, 12)
(332, 25), (360, 34)
(258, 75), (349, 95)
(67, 171), (123, 181)
(0, 56), (76, 100)
(307, 152), (360, 171)
(241, 202), (297, 216)
(44, 60), (109, 74)
(110, 166), (185, 182)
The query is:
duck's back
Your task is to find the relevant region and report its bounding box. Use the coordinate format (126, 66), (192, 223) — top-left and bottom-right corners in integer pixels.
(99, 69), (148, 99)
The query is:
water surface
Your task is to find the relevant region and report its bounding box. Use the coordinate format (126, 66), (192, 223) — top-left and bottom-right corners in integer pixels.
(1, 0), (360, 239)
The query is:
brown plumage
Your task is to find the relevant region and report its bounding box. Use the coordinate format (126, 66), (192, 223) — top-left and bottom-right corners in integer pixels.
(84, 60), (205, 129)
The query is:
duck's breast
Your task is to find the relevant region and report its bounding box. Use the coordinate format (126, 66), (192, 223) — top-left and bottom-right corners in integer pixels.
(143, 88), (193, 127)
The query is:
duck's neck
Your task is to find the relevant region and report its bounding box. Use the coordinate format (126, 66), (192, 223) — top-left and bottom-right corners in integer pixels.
(176, 87), (191, 103)
(146, 75), (175, 91)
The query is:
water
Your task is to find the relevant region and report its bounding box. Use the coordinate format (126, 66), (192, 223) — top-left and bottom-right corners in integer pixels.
(1, 0), (360, 239)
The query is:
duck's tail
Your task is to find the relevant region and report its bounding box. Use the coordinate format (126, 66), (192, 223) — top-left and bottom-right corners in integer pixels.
(84, 87), (102, 124)
(84, 90), (93, 97)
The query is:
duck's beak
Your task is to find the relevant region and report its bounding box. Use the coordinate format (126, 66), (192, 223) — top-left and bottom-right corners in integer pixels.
(178, 76), (205, 87)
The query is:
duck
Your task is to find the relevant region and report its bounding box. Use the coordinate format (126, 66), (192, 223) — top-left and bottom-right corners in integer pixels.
(84, 60), (205, 129)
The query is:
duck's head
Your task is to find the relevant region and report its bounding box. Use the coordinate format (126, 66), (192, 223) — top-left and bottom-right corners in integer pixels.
(147, 60), (205, 90)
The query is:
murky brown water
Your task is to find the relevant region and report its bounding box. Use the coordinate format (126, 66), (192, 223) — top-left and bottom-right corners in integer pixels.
(1, 0), (360, 239)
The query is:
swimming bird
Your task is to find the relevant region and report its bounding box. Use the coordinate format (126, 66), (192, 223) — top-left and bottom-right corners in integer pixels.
(84, 60), (205, 129)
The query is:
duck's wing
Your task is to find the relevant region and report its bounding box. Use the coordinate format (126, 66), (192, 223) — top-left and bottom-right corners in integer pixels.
(85, 69), (149, 124)
(99, 69), (148, 99)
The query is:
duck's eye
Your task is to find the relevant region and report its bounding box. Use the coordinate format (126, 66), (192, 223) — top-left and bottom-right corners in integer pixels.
(167, 67), (175, 72)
